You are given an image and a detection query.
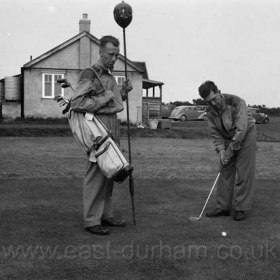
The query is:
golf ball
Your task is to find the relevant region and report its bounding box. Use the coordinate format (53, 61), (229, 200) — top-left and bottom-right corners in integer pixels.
(221, 231), (227, 237)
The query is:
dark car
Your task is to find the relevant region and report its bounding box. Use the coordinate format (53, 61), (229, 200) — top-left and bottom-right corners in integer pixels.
(169, 105), (207, 121)
(248, 107), (269, 124)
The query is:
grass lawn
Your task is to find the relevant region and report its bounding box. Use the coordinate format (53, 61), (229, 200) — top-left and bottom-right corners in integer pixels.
(0, 137), (280, 280)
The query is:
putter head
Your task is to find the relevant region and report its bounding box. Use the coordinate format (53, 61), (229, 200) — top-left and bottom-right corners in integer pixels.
(189, 216), (201, 221)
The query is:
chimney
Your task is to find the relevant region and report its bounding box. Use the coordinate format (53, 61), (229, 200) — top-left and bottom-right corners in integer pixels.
(79, 13), (91, 33)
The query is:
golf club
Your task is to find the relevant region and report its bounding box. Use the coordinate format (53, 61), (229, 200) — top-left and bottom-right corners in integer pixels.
(189, 172), (221, 221)
(54, 94), (69, 104)
(62, 82), (71, 88)
(57, 78), (68, 84)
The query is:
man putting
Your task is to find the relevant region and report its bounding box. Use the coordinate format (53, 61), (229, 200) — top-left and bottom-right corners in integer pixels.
(198, 81), (257, 221)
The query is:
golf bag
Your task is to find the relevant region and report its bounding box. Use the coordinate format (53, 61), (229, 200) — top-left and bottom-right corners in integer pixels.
(55, 68), (133, 183)
(68, 110), (133, 183)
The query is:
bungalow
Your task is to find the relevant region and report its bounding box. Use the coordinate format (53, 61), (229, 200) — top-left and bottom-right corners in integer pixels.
(0, 14), (164, 124)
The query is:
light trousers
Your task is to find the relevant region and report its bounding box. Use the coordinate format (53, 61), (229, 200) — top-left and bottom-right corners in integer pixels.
(83, 161), (114, 228)
(216, 126), (257, 211)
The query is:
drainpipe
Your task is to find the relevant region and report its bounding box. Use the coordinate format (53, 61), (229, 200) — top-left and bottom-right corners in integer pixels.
(20, 67), (24, 118)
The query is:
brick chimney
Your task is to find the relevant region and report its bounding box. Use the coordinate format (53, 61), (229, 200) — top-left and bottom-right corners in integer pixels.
(79, 13), (91, 33)
(79, 14), (91, 68)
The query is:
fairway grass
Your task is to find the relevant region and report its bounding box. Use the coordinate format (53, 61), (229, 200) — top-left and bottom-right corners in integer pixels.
(0, 137), (280, 279)
(1, 137), (280, 180)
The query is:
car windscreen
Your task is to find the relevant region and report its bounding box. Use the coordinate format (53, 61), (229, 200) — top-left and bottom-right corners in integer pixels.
(170, 107), (181, 117)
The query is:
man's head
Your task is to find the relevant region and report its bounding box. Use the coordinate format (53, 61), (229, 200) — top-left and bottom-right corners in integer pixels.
(198, 80), (224, 110)
(99, 35), (120, 70)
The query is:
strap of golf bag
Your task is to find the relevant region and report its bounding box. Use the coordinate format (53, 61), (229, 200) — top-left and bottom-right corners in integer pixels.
(89, 66), (107, 93)
(63, 66), (107, 115)
(87, 67), (118, 139)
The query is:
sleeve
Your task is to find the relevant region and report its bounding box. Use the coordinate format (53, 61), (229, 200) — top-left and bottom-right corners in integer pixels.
(231, 99), (248, 150)
(95, 77), (124, 114)
(70, 69), (111, 113)
(208, 117), (226, 152)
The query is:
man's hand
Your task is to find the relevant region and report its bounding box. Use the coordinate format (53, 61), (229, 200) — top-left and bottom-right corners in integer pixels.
(121, 80), (133, 100)
(104, 90), (115, 102)
(220, 143), (235, 166)
(220, 150), (229, 166)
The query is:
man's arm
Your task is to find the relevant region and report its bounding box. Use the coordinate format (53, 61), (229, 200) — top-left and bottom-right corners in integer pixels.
(222, 99), (249, 164)
(208, 117), (226, 152)
(94, 77), (128, 114)
(70, 69), (114, 113)
(231, 99), (248, 151)
(120, 80), (133, 101)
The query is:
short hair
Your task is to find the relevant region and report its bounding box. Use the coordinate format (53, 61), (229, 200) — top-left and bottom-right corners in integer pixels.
(198, 81), (219, 99)
(100, 35), (120, 49)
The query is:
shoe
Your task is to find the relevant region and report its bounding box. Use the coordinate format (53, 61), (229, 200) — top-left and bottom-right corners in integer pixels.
(206, 209), (230, 218)
(234, 211), (246, 221)
(102, 218), (126, 227)
(86, 225), (109, 235)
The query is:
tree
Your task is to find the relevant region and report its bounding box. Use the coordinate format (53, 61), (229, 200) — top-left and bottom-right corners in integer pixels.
(170, 100), (193, 106)
(192, 98), (208, 106)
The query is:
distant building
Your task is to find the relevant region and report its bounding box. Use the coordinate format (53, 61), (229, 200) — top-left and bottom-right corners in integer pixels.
(0, 14), (164, 124)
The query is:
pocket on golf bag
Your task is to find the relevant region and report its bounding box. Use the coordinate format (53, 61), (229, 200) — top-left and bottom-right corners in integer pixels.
(95, 137), (133, 182)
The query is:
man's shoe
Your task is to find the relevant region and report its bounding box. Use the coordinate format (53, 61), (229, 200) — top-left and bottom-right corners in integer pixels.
(86, 225), (109, 235)
(234, 211), (246, 221)
(206, 209), (230, 218)
(102, 218), (126, 227)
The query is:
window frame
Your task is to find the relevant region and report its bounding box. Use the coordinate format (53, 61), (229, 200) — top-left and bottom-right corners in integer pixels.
(42, 73), (65, 99)
(114, 75), (125, 86)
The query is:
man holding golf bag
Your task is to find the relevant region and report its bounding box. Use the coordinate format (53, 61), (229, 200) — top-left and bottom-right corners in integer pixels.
(198, 81), (257, 221)
(70, 35), (133, 235)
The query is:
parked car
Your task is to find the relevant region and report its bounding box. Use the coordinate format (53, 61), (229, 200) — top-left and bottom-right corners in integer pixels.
(169, 105), (207, 121)
(248, 107), (269, 124)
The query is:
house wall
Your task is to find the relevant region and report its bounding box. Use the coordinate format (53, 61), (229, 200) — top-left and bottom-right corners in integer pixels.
(24, 68), (142, 122)
(34, 42), (80, 69)
(23, 36), (142, 123)
(116, 71), (142, 124)
(2, 102), (21, 119)
(24, 69), (80, 118)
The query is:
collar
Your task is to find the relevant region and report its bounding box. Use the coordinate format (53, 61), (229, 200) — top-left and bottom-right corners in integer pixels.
(94, 60), (112, 75)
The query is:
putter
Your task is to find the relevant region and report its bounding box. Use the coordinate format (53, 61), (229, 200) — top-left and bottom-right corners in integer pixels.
(189, 172), (221, 221)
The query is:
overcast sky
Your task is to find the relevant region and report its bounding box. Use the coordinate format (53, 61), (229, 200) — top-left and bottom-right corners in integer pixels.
(1, 0), (280, 107)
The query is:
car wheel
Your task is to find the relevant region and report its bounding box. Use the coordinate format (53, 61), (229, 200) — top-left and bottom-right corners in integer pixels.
(180, 115), (187, 121)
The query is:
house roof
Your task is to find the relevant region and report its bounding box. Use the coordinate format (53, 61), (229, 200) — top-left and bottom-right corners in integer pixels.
(133, 62), (164, 88)
(132, 62), (149, 79)
(143, 78), (164, 89)
(23, 31), (144, 73)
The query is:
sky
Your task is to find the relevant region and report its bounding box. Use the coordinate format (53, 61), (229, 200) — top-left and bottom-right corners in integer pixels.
(0, 0), (280, 107)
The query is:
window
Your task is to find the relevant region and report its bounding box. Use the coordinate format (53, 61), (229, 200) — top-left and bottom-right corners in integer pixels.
(42, 73), (64, 98)
(114, 75), (125, 85)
